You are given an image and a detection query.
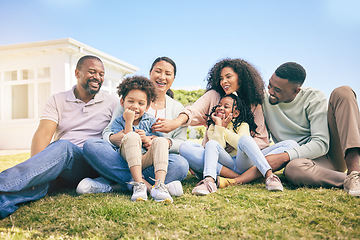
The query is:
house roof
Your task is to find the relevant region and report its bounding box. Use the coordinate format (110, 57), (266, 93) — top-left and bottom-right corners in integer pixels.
(0, 38), (139, 74)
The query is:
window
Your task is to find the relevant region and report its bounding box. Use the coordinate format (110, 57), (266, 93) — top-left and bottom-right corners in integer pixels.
(1, 67), (51, 120)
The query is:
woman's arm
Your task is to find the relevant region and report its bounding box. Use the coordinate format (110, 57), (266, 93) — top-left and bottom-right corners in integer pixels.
(252, 104), (270, 149)
(151, 113), (188, 133)
(152, 90), (220, 133)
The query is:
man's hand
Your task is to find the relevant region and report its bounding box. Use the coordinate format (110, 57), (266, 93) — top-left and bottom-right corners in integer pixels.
(109, 130), (125, 147)
(265, 152), (290, 171)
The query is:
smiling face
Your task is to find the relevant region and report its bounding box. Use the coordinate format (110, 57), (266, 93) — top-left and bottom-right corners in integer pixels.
(149, 60), (175, 96)
(214, 96), (240, 120)
(220, 67), (240, 95)
(268, 73), (301, 105)
(75, 58), (104, 95)
(120, 89), (149, 125)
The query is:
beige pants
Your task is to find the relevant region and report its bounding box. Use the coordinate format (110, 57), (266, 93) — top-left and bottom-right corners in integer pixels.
(120, 132), (169, 173)
(284, 86), (360, 187)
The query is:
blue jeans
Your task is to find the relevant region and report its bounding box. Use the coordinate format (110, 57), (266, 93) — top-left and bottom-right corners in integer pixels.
(0, 140), (97, 219)
(180, 136), (299, 180)
(82, 138), (189, 188)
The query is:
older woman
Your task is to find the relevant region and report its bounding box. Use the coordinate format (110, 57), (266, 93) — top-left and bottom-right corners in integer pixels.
(76, 57), (189, 196)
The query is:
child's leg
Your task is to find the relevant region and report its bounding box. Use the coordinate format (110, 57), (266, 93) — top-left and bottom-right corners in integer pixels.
(236, 135), (283, 191)
(142, 137), (169, 184)
(192, 140), (237, 194)
(120, 132), (143, 183)
(143, 137), (173, 202)
(203, 140), (235, 182)
(179, 141), (206, 178)
(235, 135), (273, 178)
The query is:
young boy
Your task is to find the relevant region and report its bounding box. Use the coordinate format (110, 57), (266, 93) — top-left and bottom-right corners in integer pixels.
(111, 76), (173, 203)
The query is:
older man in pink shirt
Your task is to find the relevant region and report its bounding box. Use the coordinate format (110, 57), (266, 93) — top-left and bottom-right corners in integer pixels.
(0, 55), (118, 219)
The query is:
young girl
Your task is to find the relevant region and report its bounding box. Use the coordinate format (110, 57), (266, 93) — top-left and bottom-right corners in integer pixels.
(110, 75), (173, 203)
(190, 94), (284, 195)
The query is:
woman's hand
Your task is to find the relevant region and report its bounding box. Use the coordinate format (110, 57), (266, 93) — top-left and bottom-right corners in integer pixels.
(152, 118), (179, 133)
(152, 113), (189, 133)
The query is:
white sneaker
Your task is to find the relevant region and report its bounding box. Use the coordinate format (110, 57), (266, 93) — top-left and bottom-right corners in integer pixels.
(344, 171), (360, 197)
(151, 181), (173, 203)
(129, 182), (148, 202)
(166, 181), (183, 197)
(76, 177), (112, 195)
(265, 174), (284, 191)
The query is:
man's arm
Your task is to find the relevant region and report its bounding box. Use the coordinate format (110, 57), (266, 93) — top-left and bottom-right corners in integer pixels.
(30, 119), (57, 157)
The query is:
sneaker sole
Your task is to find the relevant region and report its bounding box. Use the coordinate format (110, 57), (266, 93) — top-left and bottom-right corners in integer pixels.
(192, 190), (214, 196)
(154, 198), (173, 203)
(132, 197), (147, 202)
(266, 186), (284, 191)
(344, 188), (360, 197)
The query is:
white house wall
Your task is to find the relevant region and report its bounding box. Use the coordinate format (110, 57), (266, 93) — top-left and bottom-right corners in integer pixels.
(0, 52), (71, 149)
(0, 39), (138, 150)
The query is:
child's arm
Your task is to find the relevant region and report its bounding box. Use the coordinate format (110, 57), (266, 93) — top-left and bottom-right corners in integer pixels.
(224, 123), (250, 149)
(207, 112), (234, 147)
(123, 109), (135, 134)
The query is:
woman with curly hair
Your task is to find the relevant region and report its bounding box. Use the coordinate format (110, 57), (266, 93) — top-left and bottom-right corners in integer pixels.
(152, 58), (297, 187)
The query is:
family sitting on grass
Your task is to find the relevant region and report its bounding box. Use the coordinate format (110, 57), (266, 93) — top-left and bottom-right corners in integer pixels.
(1, 55), (359, 219)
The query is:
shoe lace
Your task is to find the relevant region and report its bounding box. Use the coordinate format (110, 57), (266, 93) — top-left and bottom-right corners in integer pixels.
(127, 181), (145, 191)
(150, 177), (168, 192)
(266, 174), (281, 184)
(350, 172), (360, 186)
(197, 178), (216, 192)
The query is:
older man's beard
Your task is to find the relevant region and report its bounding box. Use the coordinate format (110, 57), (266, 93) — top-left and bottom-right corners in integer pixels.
(82, 79), (102, 95)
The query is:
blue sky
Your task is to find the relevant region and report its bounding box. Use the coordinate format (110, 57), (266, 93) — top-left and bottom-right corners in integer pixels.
(1, 0), (359, 100)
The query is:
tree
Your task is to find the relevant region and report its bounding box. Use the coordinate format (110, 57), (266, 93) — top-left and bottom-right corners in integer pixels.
(173, 89), (205, 106)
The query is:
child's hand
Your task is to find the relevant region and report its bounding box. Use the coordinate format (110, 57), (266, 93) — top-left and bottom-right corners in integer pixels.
(135, 129), (153, 149)
(123, 108), (135, 123)
(135, 129), (146, 139)
(222, 113), (233, 128)
(211, 112), (223, 126)
(142, 136), (154, 150)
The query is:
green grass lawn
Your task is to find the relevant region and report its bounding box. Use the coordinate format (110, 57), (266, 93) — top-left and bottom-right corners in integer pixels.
(1, 153), (359, 239)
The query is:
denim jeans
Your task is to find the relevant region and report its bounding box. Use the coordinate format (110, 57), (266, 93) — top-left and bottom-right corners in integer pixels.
(180, 136), (299, 180)
(82, 138), (189, 188)
(0, 140), (97, 219)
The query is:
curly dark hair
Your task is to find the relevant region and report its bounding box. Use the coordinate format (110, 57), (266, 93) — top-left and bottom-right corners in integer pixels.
(206, 94), (258, 135)
(117, 75), (157, 106)
(206, 58), (265, 108)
